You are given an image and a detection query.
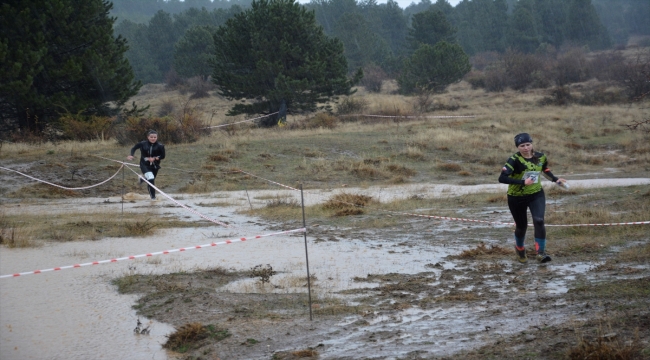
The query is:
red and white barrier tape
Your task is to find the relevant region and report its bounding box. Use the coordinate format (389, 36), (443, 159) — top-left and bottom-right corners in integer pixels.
(0, 228), (306, 279)
(340, 114), (476, 119)
(201, 112), (279, 129)
(0, 164), (124, 190)
(238, 170), (300, 191)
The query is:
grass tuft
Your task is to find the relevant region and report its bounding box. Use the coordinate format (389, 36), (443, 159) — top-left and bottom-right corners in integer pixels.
(163, 322), (208, 352)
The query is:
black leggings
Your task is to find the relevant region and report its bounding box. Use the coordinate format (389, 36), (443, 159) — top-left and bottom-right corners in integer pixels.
(507, 190), (546, 239)
(140, 166), (159, 199)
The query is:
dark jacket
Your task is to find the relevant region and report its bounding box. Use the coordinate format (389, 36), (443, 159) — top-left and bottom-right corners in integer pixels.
(130, 141), (165, 171)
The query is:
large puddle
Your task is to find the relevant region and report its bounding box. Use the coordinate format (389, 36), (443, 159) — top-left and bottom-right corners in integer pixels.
(1, 178), (648, 359)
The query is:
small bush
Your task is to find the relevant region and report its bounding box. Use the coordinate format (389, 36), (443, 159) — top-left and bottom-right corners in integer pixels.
(360, 64), (388, 93)
(157, 100), (176, 117)
(305, 113), (338, 129)
(115, 111), (209, 145)
(484, 66), (508, 92)
(165, 69), (187, 90)
(503, 49), (544, 91)
(590, 51), (626, 81)
(539, 86), (574, 106)
(188, 76), (214, 99)
(249, 264), (277, 283)
(554, 47), (589, 86)
(465, 71), (486, 89)
(57, 113), (115, 141)
(337, 96), (368, 115)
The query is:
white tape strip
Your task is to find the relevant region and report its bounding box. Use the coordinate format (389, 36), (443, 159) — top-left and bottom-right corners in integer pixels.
(0, 228), (306, 279)
(124, 166), (233, 228)
(201, 112), (279, 129)
(340, 114), (476, 119)
(0, 164), (124, 190)
(238, 170), (300, 191)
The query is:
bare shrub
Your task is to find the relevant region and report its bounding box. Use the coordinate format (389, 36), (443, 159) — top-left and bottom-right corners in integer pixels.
(503, 49), (544, 91)
(188, 76), (214, 99)
(484, 66), (507, 92)
(360, 64), (388, 93)
(590, 51), (626, 81)
(337, 96), (368, 115)
(539, 86), (574, 106)
(164, 69), (187, 90)
(115, 108), (209, 145)
(611, 51), (650, 100)
(554, 47), (590, 86)
(157, 100), (175, 117)
(413, 90), (434, 113)
(56, 114), (115, 141)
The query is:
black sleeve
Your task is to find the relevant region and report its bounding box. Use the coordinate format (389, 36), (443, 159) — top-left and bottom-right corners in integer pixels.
(158, 144), (165, 160)
(130, 142), (142, 156)
(498, 156), (525, 185)
(542, 156), (559, 182)
(499, 172), (525, 185)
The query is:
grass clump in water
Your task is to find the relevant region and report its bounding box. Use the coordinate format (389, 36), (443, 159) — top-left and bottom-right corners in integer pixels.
(164, 322), (231, 353)
(323, 193), (374, 216)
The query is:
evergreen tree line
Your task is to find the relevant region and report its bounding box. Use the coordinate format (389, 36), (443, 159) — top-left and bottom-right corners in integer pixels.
(110, 0), (254, 23)
(114, 0), (649, 87)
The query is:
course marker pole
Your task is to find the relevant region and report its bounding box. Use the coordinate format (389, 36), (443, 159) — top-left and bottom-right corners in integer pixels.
(300, 183), (313, 321)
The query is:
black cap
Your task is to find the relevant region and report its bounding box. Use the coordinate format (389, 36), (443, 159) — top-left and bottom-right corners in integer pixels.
(514, 133), (532, 146)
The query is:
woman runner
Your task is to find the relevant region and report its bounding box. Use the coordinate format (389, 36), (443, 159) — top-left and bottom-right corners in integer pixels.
(498, 133), (565, 263)
(127, 130), (166, 200)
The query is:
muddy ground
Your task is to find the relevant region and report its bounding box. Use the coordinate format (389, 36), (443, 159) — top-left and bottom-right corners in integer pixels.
(112, 188), (650, 360)
(2, 156), (649, 359)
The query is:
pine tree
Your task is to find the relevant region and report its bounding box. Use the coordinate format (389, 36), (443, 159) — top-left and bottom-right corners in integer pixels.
(566, 0), (611, 50)
(174, 25), (216, 79)
(0, 0), (140, 131)
(211, 0), (360, 126)
(408, 9), (457, 53)
(507, 0), (540, 53)
(398, 41), (471, 94)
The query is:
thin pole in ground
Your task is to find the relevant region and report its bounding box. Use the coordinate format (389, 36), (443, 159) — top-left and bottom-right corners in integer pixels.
(300, 183), (313, 321)
(121, 164), (125, 215)
(244, 181), (253, 210)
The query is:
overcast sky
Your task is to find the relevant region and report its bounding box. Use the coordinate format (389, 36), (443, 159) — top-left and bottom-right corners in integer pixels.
(296, 0), (462, 9)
